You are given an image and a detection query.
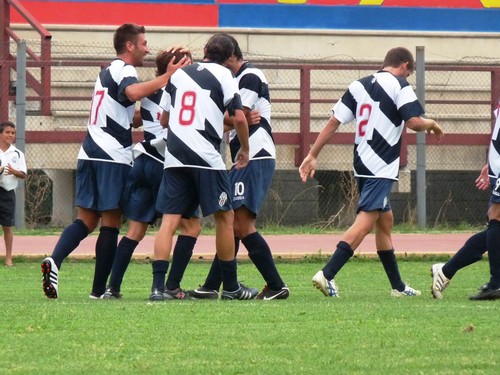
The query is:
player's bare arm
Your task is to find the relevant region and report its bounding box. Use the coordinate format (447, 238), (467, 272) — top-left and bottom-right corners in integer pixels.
(232, 109), (250, 169)
(125, 56), (189, 102)
(405, 116), (444, 142)
(299, 116), (340, 182)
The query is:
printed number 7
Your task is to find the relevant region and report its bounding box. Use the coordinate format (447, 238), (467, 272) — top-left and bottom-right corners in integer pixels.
(90, 90), (105, 125)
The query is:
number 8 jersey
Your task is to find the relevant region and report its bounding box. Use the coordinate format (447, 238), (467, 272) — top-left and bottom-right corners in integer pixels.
(161, 62), (242, 170)
(78, 59), (138, 166)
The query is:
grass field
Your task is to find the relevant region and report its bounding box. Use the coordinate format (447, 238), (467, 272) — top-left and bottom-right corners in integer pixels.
(1, 258), (498, 374)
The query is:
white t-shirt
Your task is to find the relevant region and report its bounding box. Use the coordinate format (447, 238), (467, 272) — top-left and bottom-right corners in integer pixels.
(0, 144), (27, 191)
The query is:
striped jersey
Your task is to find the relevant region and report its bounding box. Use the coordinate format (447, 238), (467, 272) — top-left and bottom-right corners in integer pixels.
(332, 70), (424, 180)
(228, 62), (275, 162)
(161, 61), (242, 170)
(488, 102), (500, 178)
(133, 89), (167, 164)
(78, 59), (138, 166)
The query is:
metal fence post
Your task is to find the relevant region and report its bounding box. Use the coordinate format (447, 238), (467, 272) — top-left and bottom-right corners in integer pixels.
(15, 40), (26, 229)
(415, 46), (426, 228)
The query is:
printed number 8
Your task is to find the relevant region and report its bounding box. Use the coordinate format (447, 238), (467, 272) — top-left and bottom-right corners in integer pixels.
(179, 91), (196, 126)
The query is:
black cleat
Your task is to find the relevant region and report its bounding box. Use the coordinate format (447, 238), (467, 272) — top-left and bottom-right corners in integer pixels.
(256, 285), (290, 300)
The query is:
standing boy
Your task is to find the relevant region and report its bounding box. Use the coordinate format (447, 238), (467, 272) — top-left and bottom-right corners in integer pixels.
(0, 121), (27, 267)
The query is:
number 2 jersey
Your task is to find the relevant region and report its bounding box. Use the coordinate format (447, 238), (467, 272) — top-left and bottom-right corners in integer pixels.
(332, 70), (424, 180)
(161, 61), (243, 170)
(228, 61), (275, 162)
(78, 59), (138, 166)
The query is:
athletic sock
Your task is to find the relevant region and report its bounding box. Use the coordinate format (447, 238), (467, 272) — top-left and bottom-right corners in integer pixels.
(108, 236), (139, 292)
(51, 219), (89, 269)
(486, 220), (500, 289)
(442, 230), (487, 279)
(323, 241), (354, 280)
(152, 260), (169, 292)
(377, 249), (405, 292)
(219, 258), (239, 292)
(166, 235), (197, 290)
(243, 232), (284, 290)
(91, 226), (119, 296)
(203, 238), (240, 291)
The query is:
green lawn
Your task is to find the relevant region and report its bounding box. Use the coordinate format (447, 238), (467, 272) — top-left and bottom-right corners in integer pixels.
(1, 258), (498, 374)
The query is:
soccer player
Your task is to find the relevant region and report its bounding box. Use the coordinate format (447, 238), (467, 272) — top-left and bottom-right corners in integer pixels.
(150, 33), (257, 301)
(190, 34), (289, 300)
(432, 101), (500, 301)
(0, 121), (27, 267)
(299, 47), (443, 298)
(102, 49), (201, 300)
(41, 23), (188, 299)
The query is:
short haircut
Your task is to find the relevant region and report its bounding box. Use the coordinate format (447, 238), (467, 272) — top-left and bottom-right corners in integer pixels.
(204, 34), (235, 64)
(219, 33), (243, 60)
(383, 47), (415, 72)
(155, 49), (192, 76)
(0, 121), (15, 133)
(113, 23), (146, 55)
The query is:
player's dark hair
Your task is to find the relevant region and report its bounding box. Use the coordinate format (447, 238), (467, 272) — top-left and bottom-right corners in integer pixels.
(0, 121), (15, 133)
(155, 49), (192, 76)
(114, 23), (146, 55)
(204, 34), (235, 64)
(218, 33), (243, 60)
(383, 47), (415, 72)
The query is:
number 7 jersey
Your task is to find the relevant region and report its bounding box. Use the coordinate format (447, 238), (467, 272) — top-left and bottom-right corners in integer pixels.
(78, 59), (138, 166)
(161, 61), (242, 170)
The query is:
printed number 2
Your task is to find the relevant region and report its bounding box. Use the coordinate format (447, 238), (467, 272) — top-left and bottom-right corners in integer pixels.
(89, 89), (105, 125)
(179, 91), (197, 126)
(358, 104), (372, 137)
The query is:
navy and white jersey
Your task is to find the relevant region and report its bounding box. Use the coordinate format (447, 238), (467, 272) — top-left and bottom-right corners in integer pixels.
(332, 70), (424, 180)
(488, 102), (500, 178)
(228, 62), (275, 162)
(133, 89), (168, 164)
(78, 59), (138, 166)
(161, 61), (242, 170)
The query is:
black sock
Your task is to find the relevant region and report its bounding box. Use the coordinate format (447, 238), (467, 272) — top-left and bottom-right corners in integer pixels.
(219, 258), (238, 292)
(442, 230), (487, 279)
(166, 235), (197, 290)
(91, 226), (119, 296)
(377, 249), (405, 291)
(486, 220), (500, 289)
(108, 236), (139, 292)
(203, 238), (240, 291)
(243, 232), (284, 290)
(152, 260), (169, 292)
(323, 241), (353, 280)
(51, 219), (89, 268)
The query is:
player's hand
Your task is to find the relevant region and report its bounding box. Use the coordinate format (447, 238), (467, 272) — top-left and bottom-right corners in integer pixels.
(246, 110), (261, 126)
(299, 155), (318, 182)
(427, 121), (444, 142)
(234, 149), (249, 170)
(166, 45), (191, 56)
(475, 164), (490, 191)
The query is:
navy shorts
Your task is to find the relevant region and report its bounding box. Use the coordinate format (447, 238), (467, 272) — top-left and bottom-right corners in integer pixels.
(75, 159), (131, 212)
(229, 159), (275, 216)
(122, 154), (163, 223)
(0, 187), (15, 227)
(156, 167), (232, 217)
(356, 177), (393, 213)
